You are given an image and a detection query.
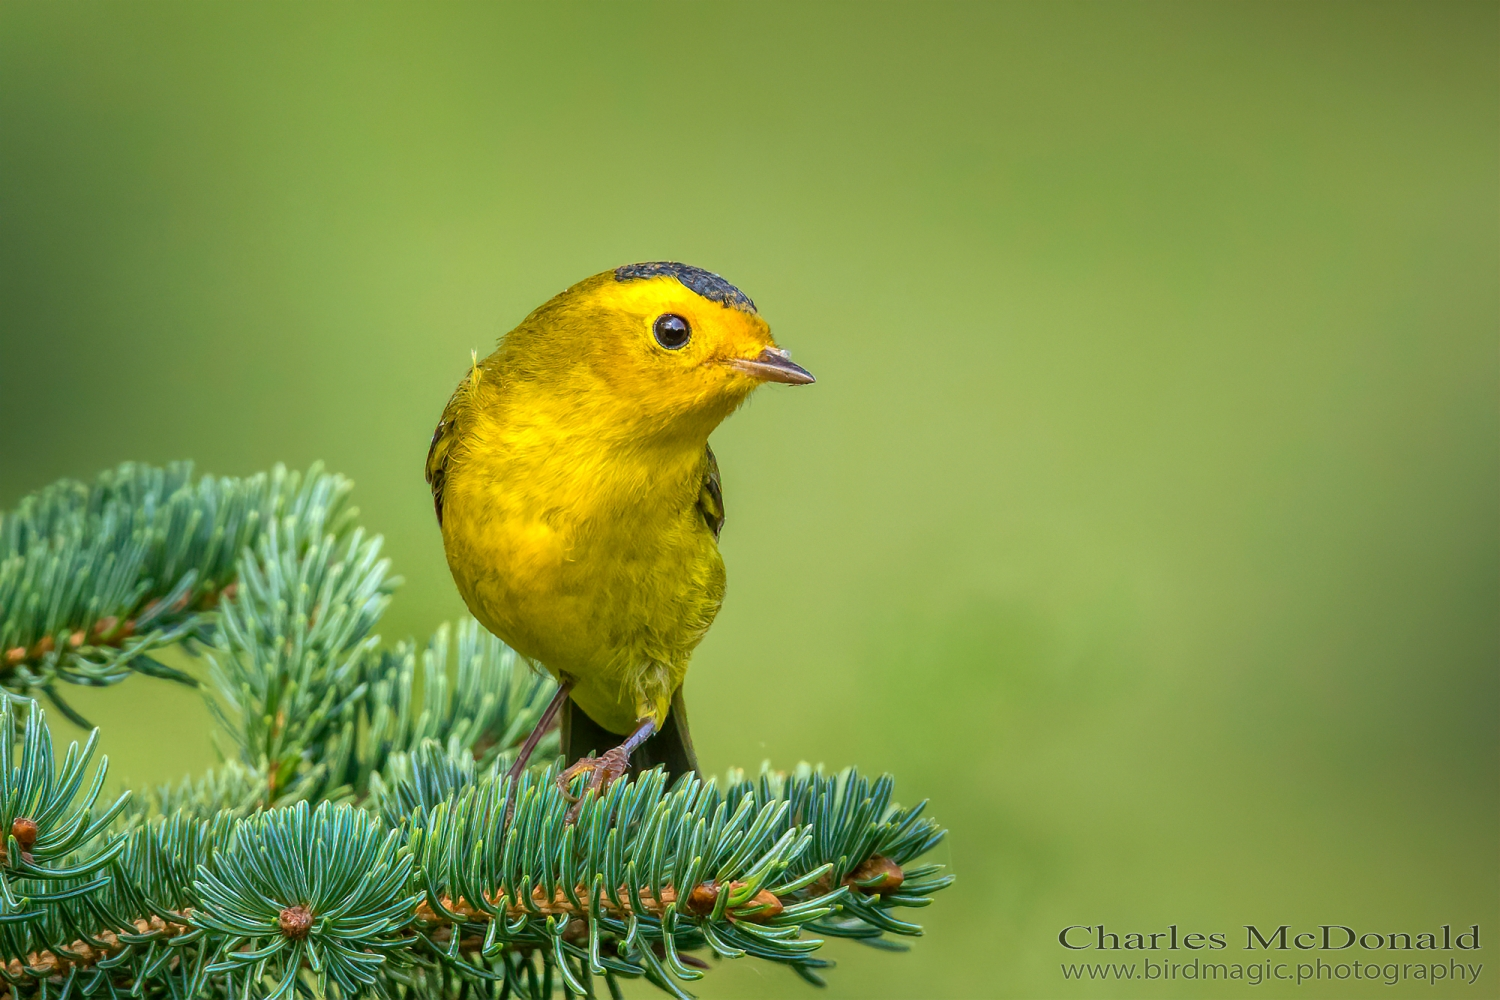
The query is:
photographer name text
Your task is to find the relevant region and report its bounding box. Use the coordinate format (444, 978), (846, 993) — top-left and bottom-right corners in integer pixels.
(1059, 923), (1480, 953)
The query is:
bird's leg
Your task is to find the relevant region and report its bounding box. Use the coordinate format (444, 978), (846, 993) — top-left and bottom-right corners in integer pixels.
(505, 682), (571, 784)
(557, 717), (657, 803)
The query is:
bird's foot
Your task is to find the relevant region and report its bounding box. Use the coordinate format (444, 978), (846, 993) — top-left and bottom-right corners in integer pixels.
(557, 745), (631, 808)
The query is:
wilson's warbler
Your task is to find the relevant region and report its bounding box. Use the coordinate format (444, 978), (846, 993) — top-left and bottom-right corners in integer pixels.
(426, 262), (813, 794)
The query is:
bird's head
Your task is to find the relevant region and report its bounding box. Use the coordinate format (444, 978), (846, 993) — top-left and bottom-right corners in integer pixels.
(498, 262), (813, 441)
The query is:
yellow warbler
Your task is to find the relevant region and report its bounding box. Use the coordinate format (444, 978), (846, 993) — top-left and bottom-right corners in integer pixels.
(426, 262), (813, 791)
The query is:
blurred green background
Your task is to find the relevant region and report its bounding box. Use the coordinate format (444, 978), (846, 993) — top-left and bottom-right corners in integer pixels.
(1, 3), (1495, 997)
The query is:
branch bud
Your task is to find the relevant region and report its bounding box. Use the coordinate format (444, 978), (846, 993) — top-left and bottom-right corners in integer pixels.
(279, 905), (313, 940)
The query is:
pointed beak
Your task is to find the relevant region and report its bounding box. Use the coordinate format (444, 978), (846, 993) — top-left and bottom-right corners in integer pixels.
(727, 347), (816, 385)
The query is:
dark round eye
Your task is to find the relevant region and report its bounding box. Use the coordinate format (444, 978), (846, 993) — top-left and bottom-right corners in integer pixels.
(653, 313), (691, 350)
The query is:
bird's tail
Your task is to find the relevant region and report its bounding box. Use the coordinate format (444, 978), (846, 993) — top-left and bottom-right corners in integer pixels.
(561, 687), (699, 780)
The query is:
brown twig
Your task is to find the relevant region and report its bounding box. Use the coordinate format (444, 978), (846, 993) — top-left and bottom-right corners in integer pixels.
(2, 914), (191, 981)
(415, 878), (783, 925)
(2, 581), (238, 675)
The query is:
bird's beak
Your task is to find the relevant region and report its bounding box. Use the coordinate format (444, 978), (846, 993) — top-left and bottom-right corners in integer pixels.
(727, 347), (816, 385)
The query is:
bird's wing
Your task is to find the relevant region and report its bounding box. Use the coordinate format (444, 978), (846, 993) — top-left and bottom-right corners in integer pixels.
(425, 371), (474, 527)
(696, 445), (725, 539)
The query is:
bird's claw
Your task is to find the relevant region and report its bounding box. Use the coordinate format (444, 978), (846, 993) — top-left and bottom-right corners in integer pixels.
(557, 746), (630, 807)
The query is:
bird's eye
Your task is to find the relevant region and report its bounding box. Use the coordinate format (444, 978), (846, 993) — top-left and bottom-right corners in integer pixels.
(653, 314), (691, 350)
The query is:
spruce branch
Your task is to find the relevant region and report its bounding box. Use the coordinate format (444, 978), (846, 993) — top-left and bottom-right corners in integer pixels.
(357, 619), (558, 802)
(0, 719), (948, 1000)
(0, 463), (357, 723)
(195, 801), (418, 997)
(205, 511), (396, 804)
(0, 464), (952, 998)
(0, 698), (129, 982)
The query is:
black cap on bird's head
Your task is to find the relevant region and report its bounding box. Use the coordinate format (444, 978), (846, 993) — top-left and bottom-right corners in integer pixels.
(614, 261), (759, 314)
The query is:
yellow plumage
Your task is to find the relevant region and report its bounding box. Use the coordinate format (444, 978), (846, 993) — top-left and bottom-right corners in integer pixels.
(426, 264), (811, 770)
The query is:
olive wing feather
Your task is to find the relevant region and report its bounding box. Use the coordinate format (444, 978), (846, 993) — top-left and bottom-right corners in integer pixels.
(696, 445), (724, 539)
(426, 370), (475, 527)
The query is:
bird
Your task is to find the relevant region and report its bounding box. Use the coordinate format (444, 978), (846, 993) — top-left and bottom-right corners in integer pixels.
(426, 262), (813, 796)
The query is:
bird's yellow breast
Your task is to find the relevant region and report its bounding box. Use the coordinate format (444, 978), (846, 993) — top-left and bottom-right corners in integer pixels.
(440, 384), (724, 734)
